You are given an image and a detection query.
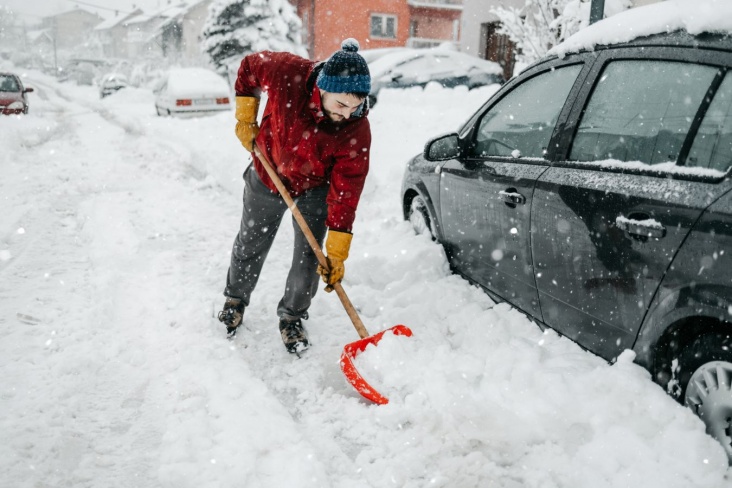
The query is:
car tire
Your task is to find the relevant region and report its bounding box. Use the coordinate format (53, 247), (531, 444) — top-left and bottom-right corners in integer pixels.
(408, 196), (434, 240)
(678, 332), (732, 460)
(155, 105), (162, 116)
(368, 94), (377, 109)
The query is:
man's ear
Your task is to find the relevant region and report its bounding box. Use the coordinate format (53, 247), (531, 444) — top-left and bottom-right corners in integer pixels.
(353, 98), (367, 117)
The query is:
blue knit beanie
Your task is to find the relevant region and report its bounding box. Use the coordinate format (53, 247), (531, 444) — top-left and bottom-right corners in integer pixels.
(316, 38), (371, 95)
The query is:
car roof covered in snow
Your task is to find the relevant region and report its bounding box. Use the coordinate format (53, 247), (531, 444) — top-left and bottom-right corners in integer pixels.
(549, 0), (732, 58)
(165, 68), (230, 97)
(368, 48), (502, 79)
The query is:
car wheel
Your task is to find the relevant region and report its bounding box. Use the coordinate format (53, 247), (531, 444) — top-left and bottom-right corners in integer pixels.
(679, 332), (732, 460)
(155, 105), (162, 116)
(368, 94), (377, 109)
(408, 196), (434, 239)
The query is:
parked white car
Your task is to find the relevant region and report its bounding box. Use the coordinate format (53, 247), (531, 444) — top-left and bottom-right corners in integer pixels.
(153, 68), (231, 117)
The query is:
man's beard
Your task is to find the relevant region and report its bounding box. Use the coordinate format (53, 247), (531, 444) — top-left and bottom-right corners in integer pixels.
(324, 109), (346, 125)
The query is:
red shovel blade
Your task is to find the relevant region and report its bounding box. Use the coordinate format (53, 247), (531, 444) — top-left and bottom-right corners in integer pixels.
(339, 324), (413, 404)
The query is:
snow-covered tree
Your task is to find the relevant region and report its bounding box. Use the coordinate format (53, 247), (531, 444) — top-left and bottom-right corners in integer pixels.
(201, 0), (307, 76)
(491, 0), (631, 67)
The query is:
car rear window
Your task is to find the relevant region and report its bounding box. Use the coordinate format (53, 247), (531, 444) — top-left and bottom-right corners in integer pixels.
(687, 73), (732, 173)
(0, 75), (20, 92)
(569, 60), (718, 165)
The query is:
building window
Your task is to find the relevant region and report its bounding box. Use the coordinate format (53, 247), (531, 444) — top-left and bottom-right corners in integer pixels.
(371, 13), (397, 39)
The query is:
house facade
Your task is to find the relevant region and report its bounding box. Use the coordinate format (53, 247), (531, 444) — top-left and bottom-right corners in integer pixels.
(294, 0), (463, 61)
(460, 0), (521, 80)
(92, 1), (211, 64)
(93, 9), (144, 59)
(41, 8), (104, 51)
(158, 0), (212, 64)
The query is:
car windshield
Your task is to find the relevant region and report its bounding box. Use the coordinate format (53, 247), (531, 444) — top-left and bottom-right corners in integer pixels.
(0, 75), (20, 92)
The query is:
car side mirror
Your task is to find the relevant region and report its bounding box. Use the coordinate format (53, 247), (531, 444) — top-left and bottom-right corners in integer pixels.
(424, 133), (460, 161)
(24, 87), (34, 93)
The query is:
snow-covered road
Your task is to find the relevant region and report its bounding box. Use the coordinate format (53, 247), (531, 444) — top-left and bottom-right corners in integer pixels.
(1, 70), (730, 487)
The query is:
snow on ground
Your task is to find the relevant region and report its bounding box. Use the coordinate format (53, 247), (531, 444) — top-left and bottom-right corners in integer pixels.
(1, 70), (730, 488)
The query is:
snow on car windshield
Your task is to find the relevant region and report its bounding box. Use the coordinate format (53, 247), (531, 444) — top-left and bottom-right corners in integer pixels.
(550, 0), (732, 58)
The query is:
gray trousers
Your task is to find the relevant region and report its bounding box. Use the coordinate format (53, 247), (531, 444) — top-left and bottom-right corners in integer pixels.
(224, 164), (328, 321)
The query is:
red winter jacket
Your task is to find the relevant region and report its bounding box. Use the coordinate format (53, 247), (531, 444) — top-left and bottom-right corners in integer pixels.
(235, 51), (371, 232)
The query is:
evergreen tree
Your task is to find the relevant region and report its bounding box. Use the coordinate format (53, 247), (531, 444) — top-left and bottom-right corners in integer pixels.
(202, 0), (306, 76)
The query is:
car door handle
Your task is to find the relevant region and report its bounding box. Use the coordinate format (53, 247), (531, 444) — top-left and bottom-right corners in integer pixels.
(615, 215), (666, 239)
(499, 190), (526, 205)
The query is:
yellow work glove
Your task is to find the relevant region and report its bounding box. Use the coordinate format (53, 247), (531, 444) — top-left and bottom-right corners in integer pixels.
(234, 96), (260, 152)
(317, 230), (353, 292)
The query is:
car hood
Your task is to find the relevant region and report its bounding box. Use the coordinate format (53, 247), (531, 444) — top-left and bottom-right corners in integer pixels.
(0, 92), (22, 104)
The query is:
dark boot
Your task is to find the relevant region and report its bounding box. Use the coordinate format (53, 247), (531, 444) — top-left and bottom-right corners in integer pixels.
(218, 297), (245, 338)
(279, 317), (309, 353)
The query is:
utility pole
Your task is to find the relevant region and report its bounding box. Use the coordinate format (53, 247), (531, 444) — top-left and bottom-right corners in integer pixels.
(590, 0), (605, 25)
(52, 18), (58, 73)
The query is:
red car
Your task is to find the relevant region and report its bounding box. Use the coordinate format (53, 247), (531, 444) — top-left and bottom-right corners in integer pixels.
(0, 72), (33, 115)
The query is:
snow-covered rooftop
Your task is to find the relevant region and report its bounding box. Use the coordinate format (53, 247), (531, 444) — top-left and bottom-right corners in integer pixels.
(550, 0), (732, 58)
(94, 9), (143, 31)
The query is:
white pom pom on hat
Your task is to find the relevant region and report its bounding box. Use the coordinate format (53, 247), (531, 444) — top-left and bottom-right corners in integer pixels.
(341, 38), (360, 52)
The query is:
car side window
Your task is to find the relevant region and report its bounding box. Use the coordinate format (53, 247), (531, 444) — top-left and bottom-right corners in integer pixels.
(470, 64), (583, 159)
(687, 73), (732, 173)
(570, 60), (718, 165)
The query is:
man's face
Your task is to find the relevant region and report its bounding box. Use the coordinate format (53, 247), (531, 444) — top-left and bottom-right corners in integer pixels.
(320, 91), (364, 123)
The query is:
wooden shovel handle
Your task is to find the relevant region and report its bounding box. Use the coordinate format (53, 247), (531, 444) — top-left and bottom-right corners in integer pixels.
(253, 145), (370, 339)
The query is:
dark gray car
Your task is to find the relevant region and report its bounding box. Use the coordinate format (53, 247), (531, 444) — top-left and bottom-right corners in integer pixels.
(401, 31), (732, 460)
(367, 48), (504, 108)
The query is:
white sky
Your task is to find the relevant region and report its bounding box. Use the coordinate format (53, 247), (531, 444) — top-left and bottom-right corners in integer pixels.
(2, 0), (163, 23)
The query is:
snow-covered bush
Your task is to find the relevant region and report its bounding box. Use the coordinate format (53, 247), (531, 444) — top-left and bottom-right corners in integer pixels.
(491, 0), (631, 66)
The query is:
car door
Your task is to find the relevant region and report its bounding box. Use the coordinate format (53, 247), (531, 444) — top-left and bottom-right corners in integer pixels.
(532, 48), (732, 361)
(439, 61), (587, 320)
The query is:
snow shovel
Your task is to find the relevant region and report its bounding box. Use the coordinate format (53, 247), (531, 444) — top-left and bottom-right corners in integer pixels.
(253, 145), (413, 404)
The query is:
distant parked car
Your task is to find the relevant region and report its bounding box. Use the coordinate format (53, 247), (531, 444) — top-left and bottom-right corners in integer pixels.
(99, 73), (128, 98)
(153, 68), (231, 117)
(0, 72), (33, 115)
(359, 47), (411, 64)
(367, 48), (504, 107)
(401, 26), (732, 459)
